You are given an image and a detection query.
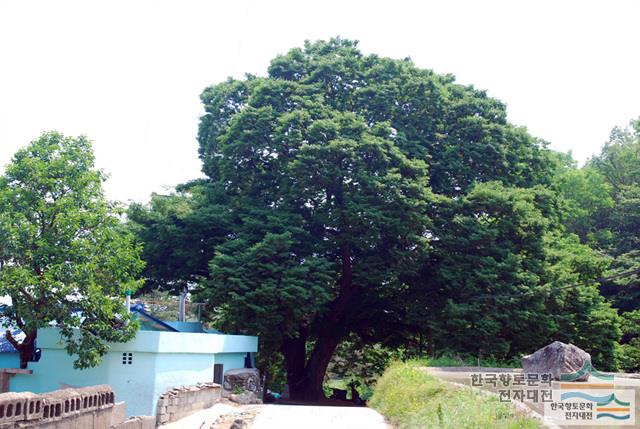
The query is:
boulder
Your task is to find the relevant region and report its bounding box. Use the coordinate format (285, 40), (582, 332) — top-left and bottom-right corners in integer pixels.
(522, 341), (591, 381)
(230, 419), (249, 429)
(224, 368), (262, 394)
(228, 391), (261, 405)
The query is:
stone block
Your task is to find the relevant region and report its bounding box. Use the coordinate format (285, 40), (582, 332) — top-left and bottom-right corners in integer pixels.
(223, 368), (261, 394)
(72, 410), (96, 429)
(0, 391), (37, 424)
(138, 415), (155, 429)
(110, 402), (126, 427)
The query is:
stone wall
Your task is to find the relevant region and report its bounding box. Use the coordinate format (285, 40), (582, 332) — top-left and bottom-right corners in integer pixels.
(156, 383), (221, 426)
(0, 385), (154, 429)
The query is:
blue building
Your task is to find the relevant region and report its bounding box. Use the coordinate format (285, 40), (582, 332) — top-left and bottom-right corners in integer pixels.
(0, 305), (258, 417)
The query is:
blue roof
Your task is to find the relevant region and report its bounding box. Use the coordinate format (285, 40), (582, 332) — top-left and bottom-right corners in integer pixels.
(0, 328), (23, 353)
(0, 304), (211, 352)
(130, 304), (179, 332)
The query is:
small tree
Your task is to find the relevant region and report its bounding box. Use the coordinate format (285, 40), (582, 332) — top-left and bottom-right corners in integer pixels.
(0, 132), (144, 369)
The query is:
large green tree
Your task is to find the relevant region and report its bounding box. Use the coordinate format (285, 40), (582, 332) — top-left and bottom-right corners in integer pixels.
(132, 39), (621, 398)
(0, 132), (144, 368)
(193, 39), (562, 399)
(201, 112), (434, 399)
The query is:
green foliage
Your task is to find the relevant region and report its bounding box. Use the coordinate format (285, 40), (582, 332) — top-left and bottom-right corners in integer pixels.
(412, 182), (620, 369)
(617, 310), (640, 372)
(131, 38), (630, 397)
(589, 118), (640, 195)
(205, 232), (335, 348)
(370, 361), (541, 429)
(328, 335), (401, 386)
(127, 182), (230, 294)
(554, 117), (640, 369)
(193, 38), (556, 384)
(200, 38), (552, 198)
(554, 168), (613, 241)
(587, 117), (640, 272)
(0, 132), (144, 368)
(194, 40), (474, 398)
(256, 350), (288, 394)
(541, 234), (621, 370)
(418, 353), (521, 369)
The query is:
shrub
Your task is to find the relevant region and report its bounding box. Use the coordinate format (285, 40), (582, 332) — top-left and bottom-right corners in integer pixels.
(369, 361), (540, 429)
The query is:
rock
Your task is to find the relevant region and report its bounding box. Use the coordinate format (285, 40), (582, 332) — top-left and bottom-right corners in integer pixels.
(223, 368), (262, 394)
(522, 341), (591, 381)
(230, 419), (248, 429)
(228, 391), (262, 405)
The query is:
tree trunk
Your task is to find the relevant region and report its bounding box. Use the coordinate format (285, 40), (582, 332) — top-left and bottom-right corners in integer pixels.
(281, 335), (308, 399)
(299, 328), (343, 401)
(282, 226), (356, 401)
(6, 329), (36, 369)
(281, 328), (344, 402)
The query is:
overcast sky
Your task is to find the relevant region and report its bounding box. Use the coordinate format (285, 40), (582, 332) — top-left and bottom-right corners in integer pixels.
(1, 0), (638, 203)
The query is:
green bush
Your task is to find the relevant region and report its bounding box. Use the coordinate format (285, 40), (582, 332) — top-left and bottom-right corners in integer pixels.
(369, 361), (541, 429)
(618, 340), (640, 372)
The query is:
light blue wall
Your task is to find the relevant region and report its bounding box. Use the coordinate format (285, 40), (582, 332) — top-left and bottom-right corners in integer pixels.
(8, 328), (257, 417)
(0, 353), (19, 368)
(12, 348), (109, 392)
(104, 351), (157, 416)
(214, 353), (247, 376)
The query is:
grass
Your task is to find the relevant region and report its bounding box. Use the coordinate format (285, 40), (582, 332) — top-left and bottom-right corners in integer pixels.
(369, 361), (541, 429)
(416, 352), (521, 368)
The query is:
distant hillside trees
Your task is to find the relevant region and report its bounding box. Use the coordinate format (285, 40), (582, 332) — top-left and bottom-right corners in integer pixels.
(555, 118), (640, 371)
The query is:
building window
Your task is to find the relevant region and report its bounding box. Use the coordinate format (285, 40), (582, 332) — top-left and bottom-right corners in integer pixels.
(122, 353), (133, 365)
(213, 364), (223, 384)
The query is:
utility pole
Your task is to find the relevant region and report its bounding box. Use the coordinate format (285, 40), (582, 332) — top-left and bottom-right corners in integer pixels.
(178, 287), (187, 322)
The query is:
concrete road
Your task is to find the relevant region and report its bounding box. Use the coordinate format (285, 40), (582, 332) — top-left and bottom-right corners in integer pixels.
(251, 404), (390, 429)
(160, 403), (389, 429)
(159, 403), (247, 429)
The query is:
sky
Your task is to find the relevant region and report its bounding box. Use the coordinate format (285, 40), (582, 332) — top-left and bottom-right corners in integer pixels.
(0, 0), (638, 203)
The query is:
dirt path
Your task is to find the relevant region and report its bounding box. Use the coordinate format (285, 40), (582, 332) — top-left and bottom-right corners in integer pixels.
(251, 404), (390, 429)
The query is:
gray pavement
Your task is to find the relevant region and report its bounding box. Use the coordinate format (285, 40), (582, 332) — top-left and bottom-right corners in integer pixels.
(252, 404), (390, 429)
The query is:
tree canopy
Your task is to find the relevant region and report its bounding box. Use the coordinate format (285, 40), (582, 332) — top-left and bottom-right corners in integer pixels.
(0, 132), (144, 368)
(129, 38), (630, 398)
